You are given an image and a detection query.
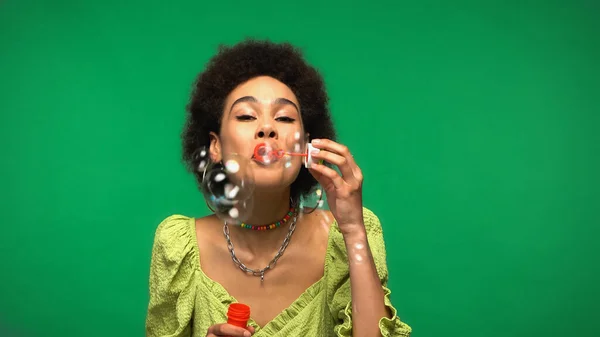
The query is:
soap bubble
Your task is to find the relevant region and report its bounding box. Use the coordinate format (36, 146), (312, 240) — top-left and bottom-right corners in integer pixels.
(252, 140), (281, 166)
(286, 131), (308, 155)
(191, 147), (211, 173)
(300, 183), (328, 213)
(200, 152), (255, 224)
(296, 182), (333, 230)
(251, 132), (310, 169)
(284, 131), (309, 169)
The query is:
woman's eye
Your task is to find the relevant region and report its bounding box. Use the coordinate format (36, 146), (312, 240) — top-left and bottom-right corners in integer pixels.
(276, 117), (295, 123)
(236, 115), (255, 121)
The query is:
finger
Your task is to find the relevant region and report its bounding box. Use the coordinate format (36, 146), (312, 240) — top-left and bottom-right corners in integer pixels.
(311, 139), (361, 176)
(308, 166), (340, 197)
(309, 162), (345, 190)
(307, 165), (327, 188)
(208, 324), (252, 337)
(310, 149), (355, 181)
(246, 325), (255, 334)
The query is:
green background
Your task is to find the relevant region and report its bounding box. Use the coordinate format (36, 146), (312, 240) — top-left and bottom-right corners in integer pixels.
(1, 0), (598, 336)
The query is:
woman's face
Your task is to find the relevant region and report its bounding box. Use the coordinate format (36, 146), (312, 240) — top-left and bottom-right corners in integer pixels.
(210, 76), (305, 191)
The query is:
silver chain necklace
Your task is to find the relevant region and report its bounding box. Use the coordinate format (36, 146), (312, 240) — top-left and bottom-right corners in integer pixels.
(223, 210), (298, 282)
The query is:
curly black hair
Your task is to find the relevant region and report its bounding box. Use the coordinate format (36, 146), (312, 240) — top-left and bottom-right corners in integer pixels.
(182, 39), (336, 202)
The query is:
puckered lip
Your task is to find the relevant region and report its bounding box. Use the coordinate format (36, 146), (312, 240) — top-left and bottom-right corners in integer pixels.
(251, 154), (279, 165)
(251, 142), (282, 165)
(250, 155), (279, 166)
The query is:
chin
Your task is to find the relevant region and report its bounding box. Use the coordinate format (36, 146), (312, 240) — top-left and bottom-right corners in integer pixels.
(252, 171), (299, 189)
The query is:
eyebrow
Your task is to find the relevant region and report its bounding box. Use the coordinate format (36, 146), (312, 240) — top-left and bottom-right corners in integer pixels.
(229, 96), (300, 114)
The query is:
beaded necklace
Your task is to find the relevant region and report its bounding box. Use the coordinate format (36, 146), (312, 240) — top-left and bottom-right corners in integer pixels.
(239, 206), (297, 230)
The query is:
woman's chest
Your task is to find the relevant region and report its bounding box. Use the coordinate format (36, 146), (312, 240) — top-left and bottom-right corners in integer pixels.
(195, 212), (334, 328)
(203, 246), (327, 327)
(192, 284), (333, 337)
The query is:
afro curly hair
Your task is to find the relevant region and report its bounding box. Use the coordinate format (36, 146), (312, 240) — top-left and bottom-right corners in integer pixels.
(182, 39), (336, 202)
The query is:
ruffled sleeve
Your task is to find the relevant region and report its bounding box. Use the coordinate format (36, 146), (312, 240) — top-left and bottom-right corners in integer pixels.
(146, 215), (198, 337)
(327, 208), (412, 337)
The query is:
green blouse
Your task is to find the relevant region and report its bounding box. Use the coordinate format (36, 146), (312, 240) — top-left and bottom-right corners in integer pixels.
(145, 207), (411, 336)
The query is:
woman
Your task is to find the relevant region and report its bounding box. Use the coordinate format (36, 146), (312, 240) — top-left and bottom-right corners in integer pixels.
(146, 39), (411, 337)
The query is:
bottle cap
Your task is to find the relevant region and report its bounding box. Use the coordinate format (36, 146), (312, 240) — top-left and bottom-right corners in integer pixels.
(227, 303), (251, 328)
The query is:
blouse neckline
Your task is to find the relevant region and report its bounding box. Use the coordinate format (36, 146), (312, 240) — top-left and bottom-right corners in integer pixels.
(186, 216), (339, 333)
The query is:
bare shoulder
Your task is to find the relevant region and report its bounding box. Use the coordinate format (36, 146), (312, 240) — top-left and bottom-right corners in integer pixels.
(194, 214), (223, 249)
(295, 209), (335, 248)
(194, 213), (221, 229)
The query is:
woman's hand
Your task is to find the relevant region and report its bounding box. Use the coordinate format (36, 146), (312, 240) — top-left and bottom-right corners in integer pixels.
(205, 323), (254, 337)
(307, 139), (365, 235)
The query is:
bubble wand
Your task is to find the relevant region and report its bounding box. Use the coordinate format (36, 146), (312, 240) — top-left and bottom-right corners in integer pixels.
(253, 142), (324, 213)
(253, 142), (320, 168)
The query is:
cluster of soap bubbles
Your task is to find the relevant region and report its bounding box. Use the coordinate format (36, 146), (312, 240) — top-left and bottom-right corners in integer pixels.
(192, 148), (254, 224)
(289, 132), (329, 214)
(192, 131), (328, 224)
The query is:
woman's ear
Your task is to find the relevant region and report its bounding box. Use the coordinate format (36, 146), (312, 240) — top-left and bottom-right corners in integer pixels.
(208, 131), (221, 162)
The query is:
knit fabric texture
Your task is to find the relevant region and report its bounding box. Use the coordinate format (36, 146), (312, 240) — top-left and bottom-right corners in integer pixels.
(146, 207), (412, 336)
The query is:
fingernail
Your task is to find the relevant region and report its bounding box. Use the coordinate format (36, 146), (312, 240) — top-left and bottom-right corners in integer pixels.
(312, 139), (321, 144)
(311, 149), (320, 155)
(244, 331), (251, 337)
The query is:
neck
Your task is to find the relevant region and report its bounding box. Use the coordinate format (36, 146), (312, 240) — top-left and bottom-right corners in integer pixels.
(226, 188), (295, 255)
(244, 189), (292, 225)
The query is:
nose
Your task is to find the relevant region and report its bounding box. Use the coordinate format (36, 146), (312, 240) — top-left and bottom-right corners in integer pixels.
(256, 124), (277, 139)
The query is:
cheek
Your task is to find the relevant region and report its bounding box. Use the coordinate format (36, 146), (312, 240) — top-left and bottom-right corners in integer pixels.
(232, 123), (256, 136)
(284, 158), (304, 178)
(220, 126), (255, 153)
(281, 127), (307, 153)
